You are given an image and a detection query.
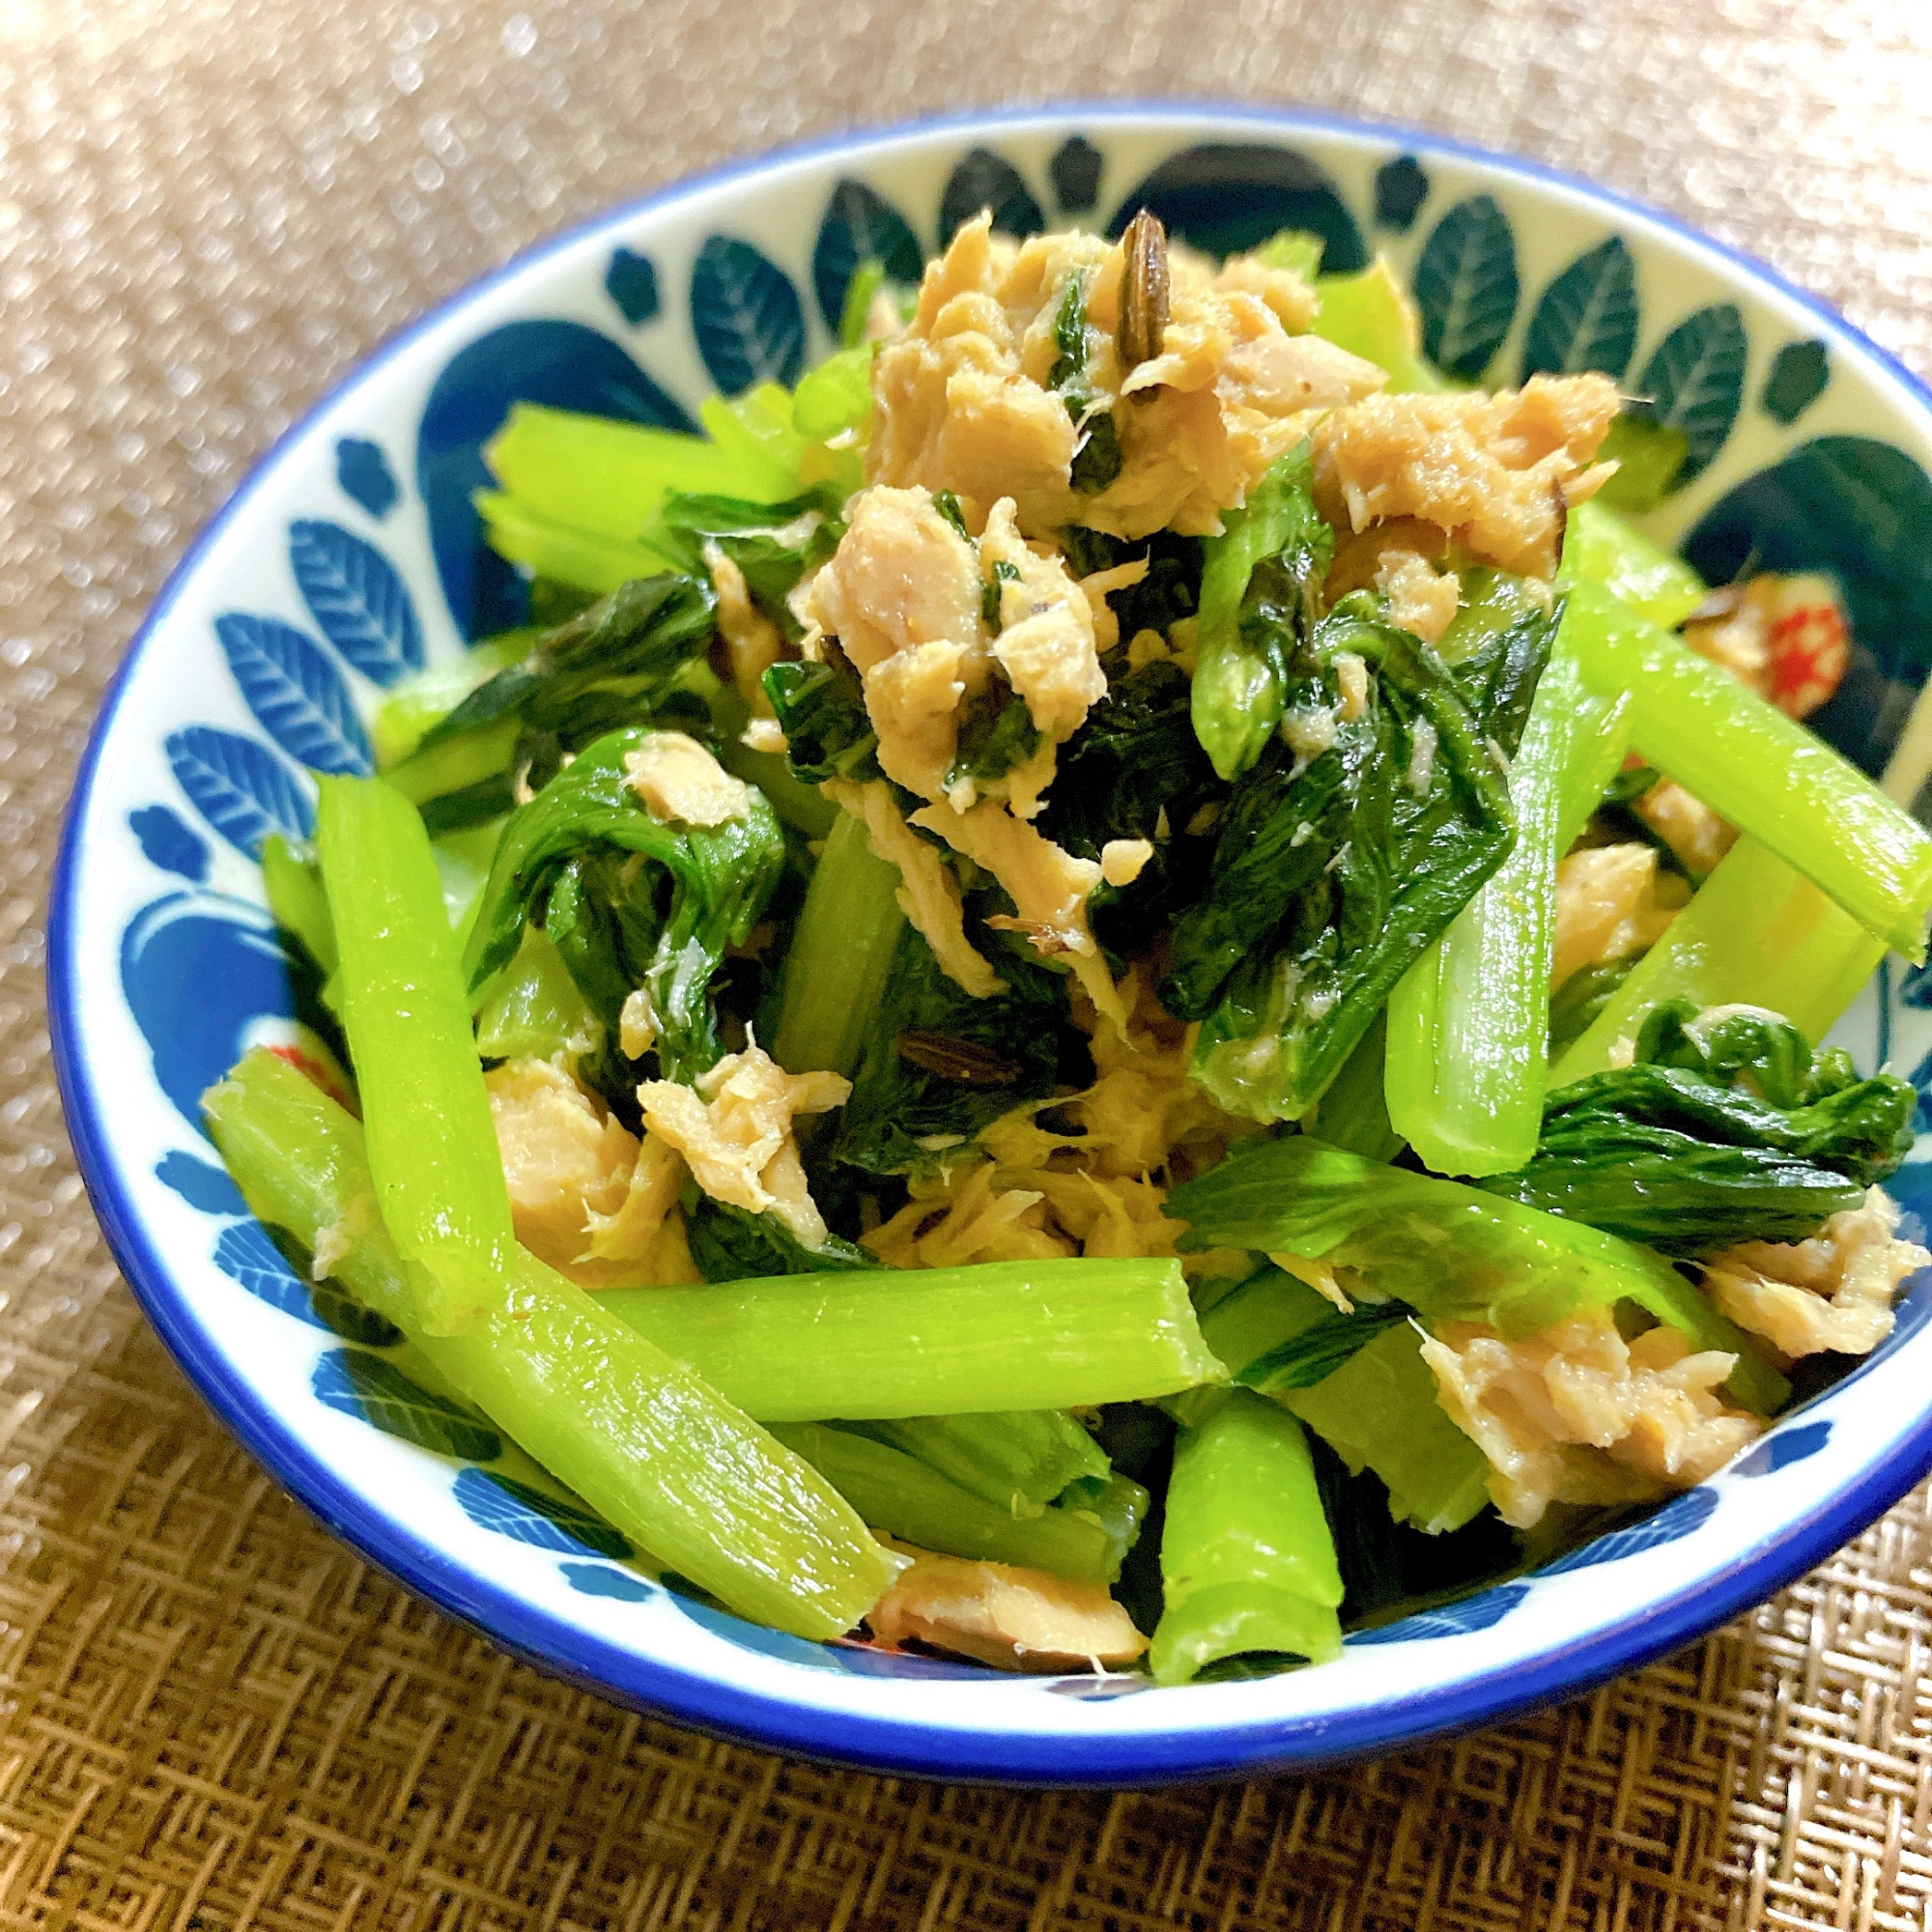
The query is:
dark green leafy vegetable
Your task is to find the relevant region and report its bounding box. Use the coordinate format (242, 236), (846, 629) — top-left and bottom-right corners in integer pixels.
(948, 683), (1040, 790)
(764, 652), (881, 784)
(684, 1196), (885, 1282)
(1236, 1303), (1412, 1393)
(828, 921), (1066, 1175)
(1044, 269), (1123, 496)
(416, 574), (718, 760)
(1479, 1001), (1916, 1256)
(658, 489), (844, 643)
(1162, 589), (1541, 1122)
(1190, 440), (1336, 781)
(1059, 528), (1205, 643)
(463, 726), (784, 1084)
(1548, 959), (1636, 1059)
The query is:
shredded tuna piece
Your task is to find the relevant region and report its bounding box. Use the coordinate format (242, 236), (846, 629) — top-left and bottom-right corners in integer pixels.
(1311, 373), (1620, 579)
(740, 715), (787, 755)
(1551, 843), (1689, 990)
(908, 798), (1124, 1030)
(821, 778), (1001, 998)
(625, 731), (753, 828)
(618, 988), (657, 1060)
(485, 1057), (697, 1287)
(704, 541), (786, 714)
(979, 497), (1106, 743)
(1703, 1186), (1928, 1360)
(867, 1547), (1148, 1671)
(1269, 1251), (1357, 1314)
(1077, 556), (1150, 654)
(868, 213), (1381, 541)
(638, 1037), (849, 1248)
(1632, 776), (1736, 877)
(1099, 838), (1153, 887)
(1419, 1310), (1762, 1529)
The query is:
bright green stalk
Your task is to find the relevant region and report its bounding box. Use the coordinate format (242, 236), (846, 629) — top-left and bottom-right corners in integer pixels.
(1308, 1012), (1404, 1163)
(204, 1050), (898, 1639)
(1189, 440), (1330, 780)
(717, 740), (838, 838)
(1563, 577), (1932, 957)
(697, 388), (807, 500)
(1056, 1470), (1151, 1586)
(261, 834), (337, 974)
(1553, 685), (1634, 852)
(1149, 1389), (1344, 1686)
(476, 492), (674, 595)
(846, 1410), (1108, 1517)
(791, 345), (873, 440)
(1558, 499), (1708, 628)
(1310, 259), (1457, 393)
(473, 927), (601, 1061)
(371, 637), (536, 769)
(1384, 637), (1591, 1176)
(315, 775), (517, 1333)
(1169, 1134), (1787, 1411)
(484, 403), (771, 538)
(770, 809), (907, 1079)
(384, 719), (519, 809)
(1191, 1266), (1490, 1534)
(1551, 834), (1888, 1085)
(599, 1261), (1223, 1419)
(772, 1423), (1121, 1582)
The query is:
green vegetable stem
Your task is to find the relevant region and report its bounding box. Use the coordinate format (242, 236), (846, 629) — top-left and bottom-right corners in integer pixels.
(841, 1409), (1109, 1517)
(1149, 1389), (1344, 1685)
(204, 1049), (900, 1640)
(314, 775), (519, 1334)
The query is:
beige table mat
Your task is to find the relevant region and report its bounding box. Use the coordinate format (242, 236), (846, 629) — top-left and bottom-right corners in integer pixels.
(8, 0), (1932, 1923)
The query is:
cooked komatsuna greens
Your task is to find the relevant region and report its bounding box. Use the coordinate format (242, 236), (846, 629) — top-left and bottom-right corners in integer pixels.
(210, 209), (1932, 1685)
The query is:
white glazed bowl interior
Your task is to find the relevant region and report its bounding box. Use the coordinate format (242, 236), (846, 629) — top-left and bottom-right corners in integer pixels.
(51, 106), (1932, 1784)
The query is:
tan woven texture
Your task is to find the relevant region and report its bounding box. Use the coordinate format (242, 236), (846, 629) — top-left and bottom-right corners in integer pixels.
(10, 0), (1932, 1923)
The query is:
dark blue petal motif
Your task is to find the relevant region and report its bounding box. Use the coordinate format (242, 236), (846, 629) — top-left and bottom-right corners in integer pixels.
(1536, 1487), (1718, 1577)
(690, 236), (808, 396)
(1110, 145), (1366, 269)
(561, 1562), (655, 1602)
(214, 612), (373, 774)
(1520, 236), (1638, 383)
(287, 521), (423, 687)
(120, 894), (296, 1122)
(941, 148), (1045, 242)
(334, 437), (399, 520)
(1050, 136), (1103, 213)
(128, 805), (208, 882)
(453, 1466), (633, 1559)
(1374, 155), (1429, 232)
(604, 246), (661, 326)
(165, 726), (313, 855)
(416, 319), (696, 640)
(1734, 1420), (1832, 1476)
(812, 179), (923, 331)
(1347, 1581), (1530, 1645)
(156, 1150), (246, 1215)
(1761, 339), (1829, 426)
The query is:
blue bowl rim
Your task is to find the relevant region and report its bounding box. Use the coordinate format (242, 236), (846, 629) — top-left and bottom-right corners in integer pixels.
(47, 98), (1932, 1787)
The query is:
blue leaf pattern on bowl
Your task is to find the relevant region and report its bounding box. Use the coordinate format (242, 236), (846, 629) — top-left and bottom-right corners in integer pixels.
(1049, 135), (1103, 213)
(128, 804), (209, 882)
(1413, 195), (1520, 380)
(1536, 1487), (1719, 1576)
(334, 437), (399, 520)
(604, 246), (661, 327)
(1520, 236), (1638, 382)
(214, 612), (373, 774)
(1110, 144), (1365, 268)
(165, 725), (313, 854)
(1632, 303), (1747, 484)
(812, 179), (923, 331)
(287, 521), (423, 687)
(453, 1466), (633, 1559)
(561, 1562), (656, 1602)
(1374, 155), (1429, 232)
(213, 1221), (403, 1347)
(1762, 340), (1830, 425)
(311, 1349), (503, 1461)
(119, 895), (296, 1122)
(690, 236), (807, 395)
(940, 148), (1045, 242)
(1347, 1581), (1530, 1645)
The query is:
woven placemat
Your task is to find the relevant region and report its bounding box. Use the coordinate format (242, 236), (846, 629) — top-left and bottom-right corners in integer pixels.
(9, 1), (1932, 1923)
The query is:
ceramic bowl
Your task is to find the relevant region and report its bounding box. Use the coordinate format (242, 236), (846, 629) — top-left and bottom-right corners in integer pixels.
(49, 104), (1932, 1786)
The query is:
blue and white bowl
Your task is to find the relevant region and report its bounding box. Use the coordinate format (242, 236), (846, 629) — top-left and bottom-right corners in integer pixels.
(49, 106), (1932, 1785)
